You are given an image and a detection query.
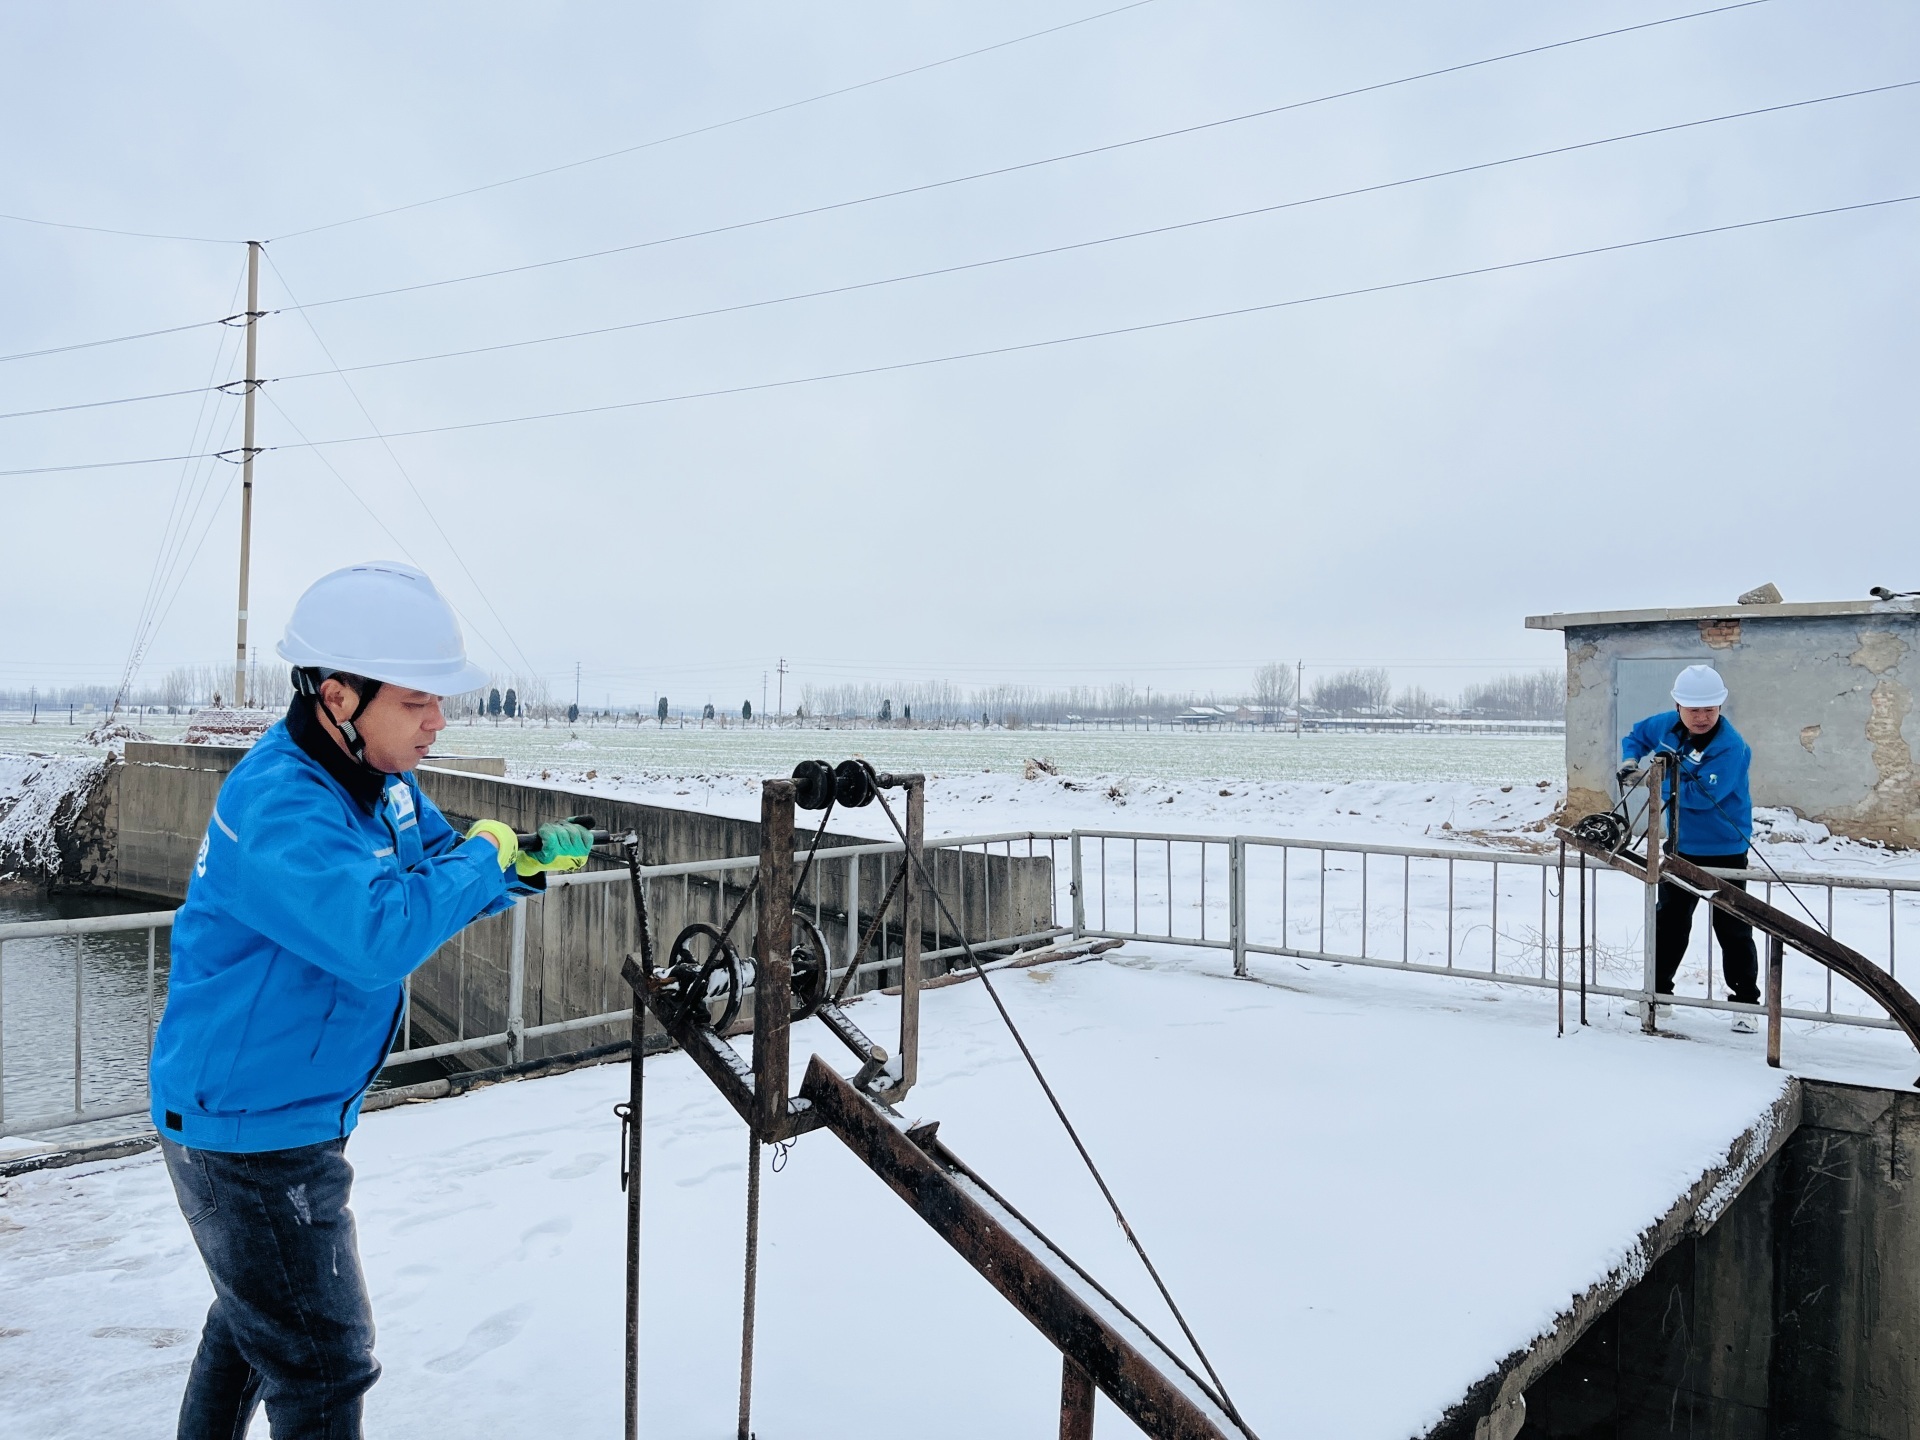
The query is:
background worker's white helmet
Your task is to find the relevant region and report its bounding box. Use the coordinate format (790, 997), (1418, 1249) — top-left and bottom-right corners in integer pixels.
(1671, 664), (1728, 708)
(276, 561), (491, 697)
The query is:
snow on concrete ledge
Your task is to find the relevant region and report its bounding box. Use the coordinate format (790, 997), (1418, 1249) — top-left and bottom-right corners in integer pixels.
(1, 951), (1803, 1438)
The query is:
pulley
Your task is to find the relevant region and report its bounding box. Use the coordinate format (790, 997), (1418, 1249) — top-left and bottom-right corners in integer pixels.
(1571, 810), (1630, 852)
(792, 759), (836, 811)
(662, 923), (748, 1033)
(832, 758), (878, 809)
(790, 912), (833, 1021)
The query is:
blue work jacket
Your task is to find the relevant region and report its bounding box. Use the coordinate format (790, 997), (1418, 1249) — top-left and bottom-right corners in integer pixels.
(1621, 711), (1753, 855)
(150, 711), (525, 1151)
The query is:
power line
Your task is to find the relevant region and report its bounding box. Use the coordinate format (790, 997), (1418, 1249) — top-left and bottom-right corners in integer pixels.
(261, 249), (544, 682)
(267, 1), (1164, 242)
(112, 261), (251, 709)
(14, 73), (1912, 431)
(0, 211), (244, 244)
(242, 78), (1915, 391)
(7, 190), (1912, 479)
(248, 194), (1920, 447)
(0, 381), (245, 422)
(285, 0), (1783, 316)
(0, 316), (231, 366)
(0, 0), (1777, 370)
(260, 388), (524, 678)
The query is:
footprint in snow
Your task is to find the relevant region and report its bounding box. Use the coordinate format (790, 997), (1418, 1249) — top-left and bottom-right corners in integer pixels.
(424, 1303), (534, 1374)
(91, 1325), (193, 1348)
(511, 1216), (572, 1262)
(548, 1152), (607, 1181)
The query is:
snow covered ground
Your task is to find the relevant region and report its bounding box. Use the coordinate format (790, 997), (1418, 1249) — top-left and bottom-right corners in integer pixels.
(10, 944), (1911, 1440)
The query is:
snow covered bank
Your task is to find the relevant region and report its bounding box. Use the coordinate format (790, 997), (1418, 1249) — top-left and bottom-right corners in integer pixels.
(2, 948), (1836, 1439)
(0, 752), (108, 883)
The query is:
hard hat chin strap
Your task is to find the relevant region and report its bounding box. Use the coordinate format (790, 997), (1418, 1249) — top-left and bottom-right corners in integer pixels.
(294, 667), (383, 767)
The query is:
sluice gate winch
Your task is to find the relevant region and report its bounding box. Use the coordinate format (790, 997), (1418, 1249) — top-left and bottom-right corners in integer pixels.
(611, 760), (1258, 1440)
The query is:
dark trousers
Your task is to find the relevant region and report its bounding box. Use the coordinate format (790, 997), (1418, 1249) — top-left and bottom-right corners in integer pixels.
(161, 1137), (380, 1440)
(1655, 850), (1759, 1004)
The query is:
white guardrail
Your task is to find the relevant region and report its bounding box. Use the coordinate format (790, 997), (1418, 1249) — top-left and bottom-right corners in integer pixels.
(4, 829), (1916, 1139)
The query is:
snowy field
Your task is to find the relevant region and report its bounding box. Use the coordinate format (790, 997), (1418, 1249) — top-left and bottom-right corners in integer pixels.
(13, 943), (1907, 1440)
(0, 713), (1562, 788)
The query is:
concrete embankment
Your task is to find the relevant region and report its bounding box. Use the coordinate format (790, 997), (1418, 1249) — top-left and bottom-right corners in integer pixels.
(15, 742), (1052, 1064)
(1440, 1079), (1920, 1439)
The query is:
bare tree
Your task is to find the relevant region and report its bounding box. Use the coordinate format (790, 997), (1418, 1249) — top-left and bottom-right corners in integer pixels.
(1311, 667), (1392, 715)
(1458, 669), (1565, 720)
(1252, 661), (1296, 713)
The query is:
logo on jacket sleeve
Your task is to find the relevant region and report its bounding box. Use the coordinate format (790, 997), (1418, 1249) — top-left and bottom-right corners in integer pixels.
(194, 832), (210, 878)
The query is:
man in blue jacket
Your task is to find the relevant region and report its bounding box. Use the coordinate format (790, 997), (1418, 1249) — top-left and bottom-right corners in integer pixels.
(150, 561), (592, 1439)
(1619, 663), (1759, 1028)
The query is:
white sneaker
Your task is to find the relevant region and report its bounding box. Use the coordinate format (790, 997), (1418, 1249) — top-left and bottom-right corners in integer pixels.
(1731, 1014), (1758, 1034)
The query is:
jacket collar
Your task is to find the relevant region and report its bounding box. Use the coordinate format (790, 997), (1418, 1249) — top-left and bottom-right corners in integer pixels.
(286, 696), (389, 812)
(1670, 715), (1727, 759)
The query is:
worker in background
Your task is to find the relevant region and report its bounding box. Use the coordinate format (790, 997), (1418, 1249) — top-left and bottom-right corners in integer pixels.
(149, 561), (594, 1440)
(1618, 663), (1759, 1031)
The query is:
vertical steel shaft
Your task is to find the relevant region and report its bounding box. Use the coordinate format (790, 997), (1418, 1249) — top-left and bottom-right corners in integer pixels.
(232, 240), (260, 705)
(737, 1133), (762, 1440)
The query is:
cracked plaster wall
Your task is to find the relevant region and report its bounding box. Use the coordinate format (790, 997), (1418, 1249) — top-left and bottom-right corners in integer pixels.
(1560, 613), (1919, 847)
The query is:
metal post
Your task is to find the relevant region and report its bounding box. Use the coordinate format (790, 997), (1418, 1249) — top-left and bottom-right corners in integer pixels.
(1579, 851), (1589, 1026)
(623, 983), (645, 1440)
(1556, 841), (1567, 1037)
(752, 781), (796, 1141)
(899, 779), (924, 1094)
(232, 240), (261, 705)
(737, 1132), (762, 1440)
(145, 927), (157, 1065)
(1229, 837), (1247, 977)
(845, 851), (861, 990)
(508, 901), (527, 1064)
(1070, 833), (1086, 938)
(74, 935), (84, 1114)
(1060, 1354), (1097, 1440)
(1490, 861), (1499, 973)
(1642, 759), (1665, 1034)
(1766, 934), (1784, 1068)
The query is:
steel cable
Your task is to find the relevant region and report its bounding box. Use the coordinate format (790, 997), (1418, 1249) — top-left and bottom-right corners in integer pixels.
(869, 787), (1250, 1432)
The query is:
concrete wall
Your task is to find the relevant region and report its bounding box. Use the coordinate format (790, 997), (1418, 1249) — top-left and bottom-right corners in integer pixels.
(1559, 613), (1920, 847)
(96, 744), (1054, 1062)
(1518, 1081), (1920, 1438)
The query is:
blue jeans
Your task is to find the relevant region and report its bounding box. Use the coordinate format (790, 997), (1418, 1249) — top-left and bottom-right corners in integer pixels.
(161, 1137), (380, 1440)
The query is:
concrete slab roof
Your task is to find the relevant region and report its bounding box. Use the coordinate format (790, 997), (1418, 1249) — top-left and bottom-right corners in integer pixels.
(1526, 597), (1919, 631)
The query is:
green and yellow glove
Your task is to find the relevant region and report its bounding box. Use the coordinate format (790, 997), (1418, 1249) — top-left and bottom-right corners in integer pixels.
(514, 820), (593, 878)
(465, 819), (520, 871)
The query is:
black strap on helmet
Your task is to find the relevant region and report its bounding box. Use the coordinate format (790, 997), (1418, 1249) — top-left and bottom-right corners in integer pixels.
(294, 667), (383, 766)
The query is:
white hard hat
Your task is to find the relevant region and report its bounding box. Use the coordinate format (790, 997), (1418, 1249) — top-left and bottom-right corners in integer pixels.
(1671, 664), (1728, 708)
(277, 561), (491, 697)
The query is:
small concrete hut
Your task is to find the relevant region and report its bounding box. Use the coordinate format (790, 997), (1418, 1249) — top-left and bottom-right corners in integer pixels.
(1527, 593), (1920, 847)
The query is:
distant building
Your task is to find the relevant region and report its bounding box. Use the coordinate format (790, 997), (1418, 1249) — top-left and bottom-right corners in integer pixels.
(1527, 595), (1920, 847)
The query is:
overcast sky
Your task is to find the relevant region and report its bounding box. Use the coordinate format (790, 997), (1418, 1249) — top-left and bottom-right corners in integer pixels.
(3, 0), (1915, 709)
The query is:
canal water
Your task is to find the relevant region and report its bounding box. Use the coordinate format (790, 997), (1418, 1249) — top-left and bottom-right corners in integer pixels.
(0, 882), (173, 1145)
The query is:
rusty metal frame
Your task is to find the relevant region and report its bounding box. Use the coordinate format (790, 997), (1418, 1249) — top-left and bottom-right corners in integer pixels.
(799, 1057), (1256, 1440)
(617, 768), (1259, 1437)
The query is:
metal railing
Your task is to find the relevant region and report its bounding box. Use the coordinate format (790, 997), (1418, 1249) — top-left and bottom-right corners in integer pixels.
(1067, 829), (1920, 1037)
(0, 910), (174, 1137)
(0, 829), (1064, 1140)
(7, 824), (1914, 1141)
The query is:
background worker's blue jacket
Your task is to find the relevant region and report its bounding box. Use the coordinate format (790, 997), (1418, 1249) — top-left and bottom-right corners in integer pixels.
(1621, 711), (1753, 855)
(150, 708), (529, 1152)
